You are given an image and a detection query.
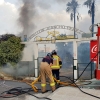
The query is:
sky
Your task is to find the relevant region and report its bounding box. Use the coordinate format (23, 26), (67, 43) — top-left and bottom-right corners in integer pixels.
(0, 0), (100, 43)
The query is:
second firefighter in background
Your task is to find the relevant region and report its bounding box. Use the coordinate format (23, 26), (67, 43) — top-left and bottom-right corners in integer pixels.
(51, 50), (62, 83)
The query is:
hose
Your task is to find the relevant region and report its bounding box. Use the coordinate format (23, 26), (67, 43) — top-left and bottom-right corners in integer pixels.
(75, 51), (99, 82)
(0, 52), (100, 99)
(58, 51), (100, 99)
(61, 76), (100, 99)
(0, 87), (52, 100)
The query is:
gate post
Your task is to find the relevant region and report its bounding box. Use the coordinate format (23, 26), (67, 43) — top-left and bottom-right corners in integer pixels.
(33, 42), (38, 78)
(73, 40), (78, 80)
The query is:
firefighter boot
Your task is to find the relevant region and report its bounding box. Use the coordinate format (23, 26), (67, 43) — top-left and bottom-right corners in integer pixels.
(51, 86), (56, 92)
(41, 86), (46, 93)
(56, 80), (60, 88)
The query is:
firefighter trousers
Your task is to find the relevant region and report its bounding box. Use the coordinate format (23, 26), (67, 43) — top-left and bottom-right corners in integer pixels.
(40, 62), (56, 92)
(52, 69), (60, 80)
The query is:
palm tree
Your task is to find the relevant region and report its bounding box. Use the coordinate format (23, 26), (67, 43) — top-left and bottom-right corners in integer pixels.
(84, 0), (95, 37)
(66, 0), (80, 38)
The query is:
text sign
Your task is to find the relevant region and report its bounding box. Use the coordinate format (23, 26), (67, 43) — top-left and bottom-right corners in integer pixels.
(90, 40), (97, 61)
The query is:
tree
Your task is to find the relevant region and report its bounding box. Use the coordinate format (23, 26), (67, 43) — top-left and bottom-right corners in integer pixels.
(84, 0), (95, 37)
(66, 0), (80, 38)
(0, 34), (15, 42)
(0, 34), (25, 66)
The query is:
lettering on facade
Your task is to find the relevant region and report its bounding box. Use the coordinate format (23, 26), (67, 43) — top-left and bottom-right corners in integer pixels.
(34, 30), (75, 41)
(27, 25), (85, 41)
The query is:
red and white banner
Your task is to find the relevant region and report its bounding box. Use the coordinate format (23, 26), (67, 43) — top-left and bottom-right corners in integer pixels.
(90, 40), (97, 61)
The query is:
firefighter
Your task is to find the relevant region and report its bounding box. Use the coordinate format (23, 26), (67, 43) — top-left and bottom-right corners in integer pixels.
(40, 53), (56, 93)
(51, 50), (62, 86)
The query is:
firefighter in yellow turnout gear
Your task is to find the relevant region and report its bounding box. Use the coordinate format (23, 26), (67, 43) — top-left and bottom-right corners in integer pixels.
(51, 50), (62, 86)
(40, 53), (56, 93)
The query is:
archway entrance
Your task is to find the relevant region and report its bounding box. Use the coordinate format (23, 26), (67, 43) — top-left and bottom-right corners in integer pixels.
(27, 25), (85, 41)
(22, 25), (94, 81)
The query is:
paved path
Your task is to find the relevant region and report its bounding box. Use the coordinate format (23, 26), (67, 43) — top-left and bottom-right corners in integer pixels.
(25, 87), (100, 100)
(0, 79), (100, 100)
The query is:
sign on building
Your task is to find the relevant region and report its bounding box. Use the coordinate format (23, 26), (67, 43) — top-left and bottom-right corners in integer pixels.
(90, 40), (97, 61)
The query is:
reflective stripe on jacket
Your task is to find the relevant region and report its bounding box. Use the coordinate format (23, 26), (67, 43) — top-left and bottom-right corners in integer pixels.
(51, 55), (61, 69)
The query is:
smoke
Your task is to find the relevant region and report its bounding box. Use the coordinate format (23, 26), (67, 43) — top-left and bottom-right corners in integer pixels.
(55, 0), (69, 3)
(18, 0), (36, 38)
(0, 62), (35, 77)
(37, 0), (51, 9)
(55, 0), (84, 4)
(56, 42), (73, 68)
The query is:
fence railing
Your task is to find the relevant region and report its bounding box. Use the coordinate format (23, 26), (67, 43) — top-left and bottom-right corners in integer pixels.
(0, 58), (95, 81)
(77, 62), (94, 80)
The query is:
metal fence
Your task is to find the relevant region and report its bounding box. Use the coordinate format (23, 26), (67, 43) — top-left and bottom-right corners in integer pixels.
(77, 62), (95, 80)
(0, 58), (95, 81)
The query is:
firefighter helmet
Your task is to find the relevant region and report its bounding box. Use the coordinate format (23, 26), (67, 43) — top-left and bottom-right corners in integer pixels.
(47, 53), (52, 58)
(51, 50), (57, 55)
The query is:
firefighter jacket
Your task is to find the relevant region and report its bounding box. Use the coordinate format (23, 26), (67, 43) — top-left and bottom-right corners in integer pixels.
(51, 55), (62, 70)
